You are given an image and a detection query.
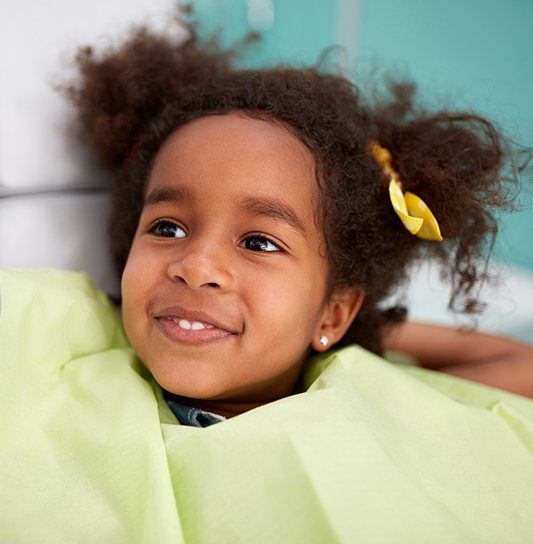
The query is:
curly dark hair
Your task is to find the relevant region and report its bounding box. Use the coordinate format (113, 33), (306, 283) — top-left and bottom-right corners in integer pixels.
(61, 4), (526, 355)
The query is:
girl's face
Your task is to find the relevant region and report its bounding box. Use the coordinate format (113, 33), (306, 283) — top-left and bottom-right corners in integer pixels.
(121, 112), (361, 413)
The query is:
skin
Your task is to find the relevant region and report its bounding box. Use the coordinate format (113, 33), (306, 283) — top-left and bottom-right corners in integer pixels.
(121, 111), (363, 419)
(384, 322), (533, 399)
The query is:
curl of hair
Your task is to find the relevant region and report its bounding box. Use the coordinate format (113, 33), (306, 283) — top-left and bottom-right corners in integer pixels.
(62, 5), (527, 355)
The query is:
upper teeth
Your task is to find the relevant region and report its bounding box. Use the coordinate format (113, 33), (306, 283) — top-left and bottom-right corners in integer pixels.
(171, 318), (215, 330)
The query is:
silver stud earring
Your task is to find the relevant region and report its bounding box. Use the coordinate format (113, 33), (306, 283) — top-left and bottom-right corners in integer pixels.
(319, 335), (329, 347)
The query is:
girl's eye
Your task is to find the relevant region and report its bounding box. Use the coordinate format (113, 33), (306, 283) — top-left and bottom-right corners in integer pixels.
(242, 234), (282, 253)
(149, 220), (186, 238)
(149, 220), (283, 252)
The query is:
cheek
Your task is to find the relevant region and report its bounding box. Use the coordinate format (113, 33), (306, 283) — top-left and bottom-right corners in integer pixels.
(121, 253), (141, 311)
(121, 240), (160, 299)
(255, 267), (322, 338)
(120, 272), (140, 349)
(120, 247), (153, 340)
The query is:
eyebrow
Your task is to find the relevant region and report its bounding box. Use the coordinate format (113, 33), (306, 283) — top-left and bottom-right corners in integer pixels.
(144, 185), (308, 236)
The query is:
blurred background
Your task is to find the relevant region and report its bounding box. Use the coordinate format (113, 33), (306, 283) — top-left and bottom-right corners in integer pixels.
(1, 0), (532, 341)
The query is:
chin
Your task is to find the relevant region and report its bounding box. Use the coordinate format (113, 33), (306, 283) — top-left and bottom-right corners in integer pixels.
(153, 369), (227, 399)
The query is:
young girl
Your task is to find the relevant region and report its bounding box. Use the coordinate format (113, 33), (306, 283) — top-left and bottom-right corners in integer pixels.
(2, 6), (533, 543)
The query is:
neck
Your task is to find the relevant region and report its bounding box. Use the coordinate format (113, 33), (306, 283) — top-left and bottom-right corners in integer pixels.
(163, 394), (267, 419)
(163, 371), (306, 419)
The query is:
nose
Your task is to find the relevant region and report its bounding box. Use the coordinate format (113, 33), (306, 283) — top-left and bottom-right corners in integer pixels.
(166, 233), (233, 290)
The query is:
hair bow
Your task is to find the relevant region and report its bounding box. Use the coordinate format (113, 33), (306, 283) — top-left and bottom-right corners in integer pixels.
(368, 141), (443, 241)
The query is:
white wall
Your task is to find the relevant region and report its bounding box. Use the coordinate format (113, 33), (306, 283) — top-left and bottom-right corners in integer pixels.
(0, 0), (180, 188)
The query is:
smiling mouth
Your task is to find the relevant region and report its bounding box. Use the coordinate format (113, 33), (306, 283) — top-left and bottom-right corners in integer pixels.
(162, 316), (217, 330)
(153, 305), (240, 334)
(155, 317), (237, 345)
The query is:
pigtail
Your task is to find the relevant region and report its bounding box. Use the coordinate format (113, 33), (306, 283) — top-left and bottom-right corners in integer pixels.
(367, 80), (525, 333)
(60, 4), (258, 170)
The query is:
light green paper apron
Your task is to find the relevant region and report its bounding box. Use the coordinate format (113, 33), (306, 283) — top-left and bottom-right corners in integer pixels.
(1, 268), (532, 543)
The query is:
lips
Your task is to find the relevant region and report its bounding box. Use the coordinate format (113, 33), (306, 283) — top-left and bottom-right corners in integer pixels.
(155, 317), (236, 345)
(153, 305), (239, 334)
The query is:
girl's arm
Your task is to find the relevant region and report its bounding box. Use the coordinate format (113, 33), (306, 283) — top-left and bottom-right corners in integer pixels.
(383, 322), (533, 399)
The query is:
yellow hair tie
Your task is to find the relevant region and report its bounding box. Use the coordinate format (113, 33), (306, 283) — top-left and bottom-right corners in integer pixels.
(368, 141), (443, 242)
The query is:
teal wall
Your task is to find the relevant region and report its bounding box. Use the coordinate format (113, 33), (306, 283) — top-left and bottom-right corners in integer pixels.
(188, 0), (337, 67)
(356, 0), (533, 271)
(189, 0), (532, 271)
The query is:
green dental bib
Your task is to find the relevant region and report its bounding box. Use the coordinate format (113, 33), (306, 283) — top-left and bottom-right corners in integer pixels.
(1, 269), (533, 543)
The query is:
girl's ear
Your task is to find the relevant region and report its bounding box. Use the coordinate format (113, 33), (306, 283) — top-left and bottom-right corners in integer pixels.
(312, 287), (365, 351)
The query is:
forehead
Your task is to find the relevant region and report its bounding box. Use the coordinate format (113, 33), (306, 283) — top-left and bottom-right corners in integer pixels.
(146, 112), (321, 230)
